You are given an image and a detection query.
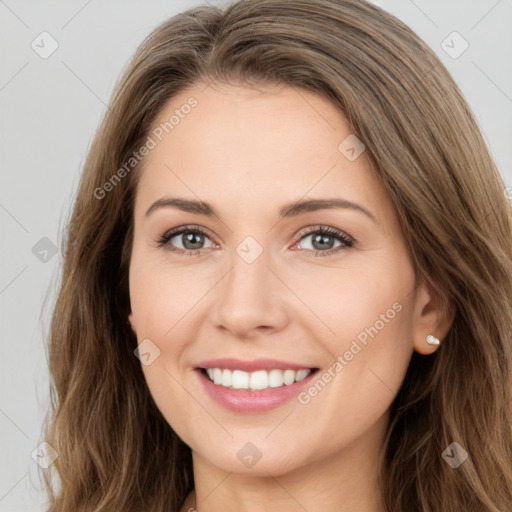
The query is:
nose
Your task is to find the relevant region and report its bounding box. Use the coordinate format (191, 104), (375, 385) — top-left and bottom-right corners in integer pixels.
(211, 248), (289, 339)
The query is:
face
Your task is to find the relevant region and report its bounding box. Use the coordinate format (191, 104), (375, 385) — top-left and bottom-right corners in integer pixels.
(128, 81), (441, 477)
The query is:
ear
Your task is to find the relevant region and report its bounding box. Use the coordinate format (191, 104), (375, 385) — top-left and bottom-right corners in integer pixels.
(412, 278), (455, 355)
(128, 312), (137, 336)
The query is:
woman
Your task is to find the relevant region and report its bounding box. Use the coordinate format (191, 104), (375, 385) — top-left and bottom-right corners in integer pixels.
(41, 0), (512, 511)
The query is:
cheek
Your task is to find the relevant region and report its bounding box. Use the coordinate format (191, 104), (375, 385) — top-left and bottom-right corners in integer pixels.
(287, 257), (415, 418)
(140, 363), (203, 452)
(289, 303), (414, 464)
(284, 253), (414, 348)
(128, 251), (203, 339)
(128, 255), (210, 446)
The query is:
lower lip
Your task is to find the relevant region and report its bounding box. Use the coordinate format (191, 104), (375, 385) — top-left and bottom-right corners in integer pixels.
(196, 369), (317, 413)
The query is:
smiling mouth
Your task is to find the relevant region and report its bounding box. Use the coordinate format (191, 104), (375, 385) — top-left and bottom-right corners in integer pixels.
(199, 367), (319, 391)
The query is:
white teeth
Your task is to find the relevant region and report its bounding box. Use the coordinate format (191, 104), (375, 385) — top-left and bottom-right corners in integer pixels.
(203, 368), (312, 390)
(221, 369), (232, 387)
(231, 370), (249, 389)
(283, 369), (296, 385)
(250, 370), (268, 390)
(268, 369), (284, 388)
(213, 368), (222, 385)
(295, 369), (310, 382)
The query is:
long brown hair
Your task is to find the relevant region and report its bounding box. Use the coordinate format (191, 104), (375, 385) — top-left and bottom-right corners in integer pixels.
(40, 0), (512, 510)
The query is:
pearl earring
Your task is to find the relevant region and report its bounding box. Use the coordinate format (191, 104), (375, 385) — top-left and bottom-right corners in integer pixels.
(426, 334), (440, 345)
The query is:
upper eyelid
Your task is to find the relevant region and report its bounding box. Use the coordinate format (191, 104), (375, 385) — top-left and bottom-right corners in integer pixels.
(163, 224), (215, 238)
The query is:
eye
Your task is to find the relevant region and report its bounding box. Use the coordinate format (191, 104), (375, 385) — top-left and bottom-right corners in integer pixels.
(155, 224), (354, 257)
(292, 225), (353, 257)
(155, 225), (215, 256)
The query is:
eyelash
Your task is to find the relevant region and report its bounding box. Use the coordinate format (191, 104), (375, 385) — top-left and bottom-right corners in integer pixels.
(155, 224), (354, 257)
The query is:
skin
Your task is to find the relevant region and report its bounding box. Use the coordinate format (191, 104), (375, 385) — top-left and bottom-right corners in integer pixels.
(128, 81), (453, 512)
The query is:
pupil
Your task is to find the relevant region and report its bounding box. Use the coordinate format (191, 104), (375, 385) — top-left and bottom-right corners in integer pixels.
(183, 232), (203, 250)
(313, 234), (333, 250)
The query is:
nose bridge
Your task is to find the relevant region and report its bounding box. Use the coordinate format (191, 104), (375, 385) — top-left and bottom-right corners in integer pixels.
(212, 242), (288, 337)
(225, 247), (268, 300)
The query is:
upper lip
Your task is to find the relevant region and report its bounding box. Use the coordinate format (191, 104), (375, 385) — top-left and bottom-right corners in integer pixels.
(195, 358), (316, 372)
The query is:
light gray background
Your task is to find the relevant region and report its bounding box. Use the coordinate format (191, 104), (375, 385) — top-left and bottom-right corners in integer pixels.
(1, 1), (511, 510)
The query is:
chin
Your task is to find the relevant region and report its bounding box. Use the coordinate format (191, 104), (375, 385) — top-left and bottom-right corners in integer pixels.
(193, 439), (314, 478)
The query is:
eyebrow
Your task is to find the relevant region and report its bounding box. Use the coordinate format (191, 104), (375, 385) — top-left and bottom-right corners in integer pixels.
(145, 197), (377, 223)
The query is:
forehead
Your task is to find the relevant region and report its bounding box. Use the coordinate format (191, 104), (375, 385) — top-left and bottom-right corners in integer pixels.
(134, 81), (394, 227)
